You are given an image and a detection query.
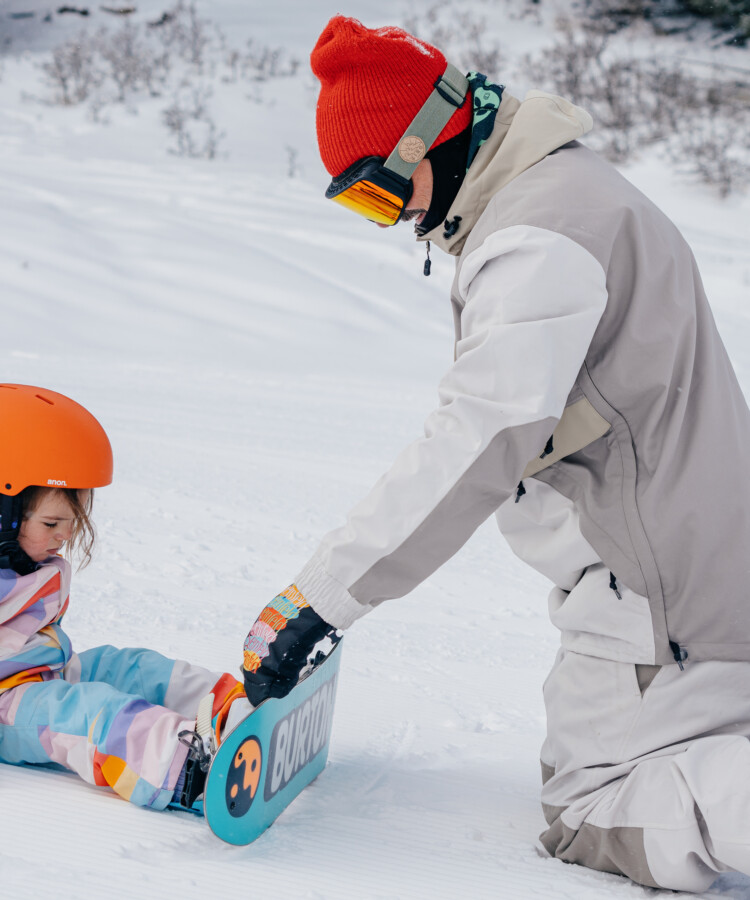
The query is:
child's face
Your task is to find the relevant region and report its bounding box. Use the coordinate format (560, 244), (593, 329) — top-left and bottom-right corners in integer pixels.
(18, 491), (78, 563)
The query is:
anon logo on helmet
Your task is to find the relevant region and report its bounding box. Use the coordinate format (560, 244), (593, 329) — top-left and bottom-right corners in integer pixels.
(47, 479), (67, 486)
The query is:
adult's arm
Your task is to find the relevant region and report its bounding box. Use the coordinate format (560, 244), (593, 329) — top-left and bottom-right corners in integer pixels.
(295, 225), (608, 629)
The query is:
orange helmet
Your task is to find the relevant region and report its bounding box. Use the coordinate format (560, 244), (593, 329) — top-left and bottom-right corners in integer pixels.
(0, 384), (113, 497)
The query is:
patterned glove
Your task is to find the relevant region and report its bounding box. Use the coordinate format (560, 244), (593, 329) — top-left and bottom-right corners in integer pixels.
(243, 585), (337, 706)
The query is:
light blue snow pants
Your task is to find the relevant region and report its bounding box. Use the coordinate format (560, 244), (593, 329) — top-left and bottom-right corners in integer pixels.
(0, 644), (233, 809)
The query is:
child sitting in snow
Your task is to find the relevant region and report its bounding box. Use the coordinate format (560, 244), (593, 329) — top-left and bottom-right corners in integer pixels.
(0, 383), (250, 812)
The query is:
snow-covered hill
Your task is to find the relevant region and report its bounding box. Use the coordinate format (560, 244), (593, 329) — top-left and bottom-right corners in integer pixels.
(1, 2), (749, 898)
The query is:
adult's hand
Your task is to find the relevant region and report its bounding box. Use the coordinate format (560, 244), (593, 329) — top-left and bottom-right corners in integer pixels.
(242, 585), (337, 706)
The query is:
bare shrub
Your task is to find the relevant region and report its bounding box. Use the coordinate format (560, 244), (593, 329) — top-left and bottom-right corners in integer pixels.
(643, 61), (700, 136)
(39, 1), (298, 109)
(668, 114), (750, 196)
(526, 19), (609, 99)
(523, 20), (655, 161)
(95, 22), (169, 101)
(41, 32), (103, 104)
(581, 0), (661, 32)
(162, 86), (224, 158)
(220, 38), (298, 83)
(403, 1), (456, 58)
(403, 0), (505, 79)
(0, 23), (10, 66)
(286, 145), (300, 178)
(40, 20), (168, 105)
(151, 0), (212, 72)
(593, 58), (649, 160)
(457, 9), (502, 78)
(524, 18), (750, 192)
(405, 2), (750, 191)
(36, 0), (303, 162)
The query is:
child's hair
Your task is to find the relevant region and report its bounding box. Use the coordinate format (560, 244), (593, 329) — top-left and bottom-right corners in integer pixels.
(19, 485), (96, 569)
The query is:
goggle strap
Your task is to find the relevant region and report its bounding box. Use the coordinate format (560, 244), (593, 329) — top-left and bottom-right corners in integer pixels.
(383, 63), (469, 181)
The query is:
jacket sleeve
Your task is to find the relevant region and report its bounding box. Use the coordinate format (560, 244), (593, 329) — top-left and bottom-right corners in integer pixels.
(296, 224), (608, 629)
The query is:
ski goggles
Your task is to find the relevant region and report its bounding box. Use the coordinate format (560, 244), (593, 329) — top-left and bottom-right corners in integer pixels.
(324, 63), (469, 227)
(325, 157), (413, 226)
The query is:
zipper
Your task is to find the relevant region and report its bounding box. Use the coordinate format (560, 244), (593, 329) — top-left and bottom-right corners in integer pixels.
(669, 640), (688, 671)
(610, 570), (688, 670)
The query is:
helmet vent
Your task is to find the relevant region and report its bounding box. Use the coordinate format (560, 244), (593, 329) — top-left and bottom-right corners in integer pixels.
(35, 394), (54, 405)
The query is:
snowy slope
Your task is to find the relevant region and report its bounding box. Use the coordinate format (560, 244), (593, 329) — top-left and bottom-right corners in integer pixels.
(1, 2), (750, 898)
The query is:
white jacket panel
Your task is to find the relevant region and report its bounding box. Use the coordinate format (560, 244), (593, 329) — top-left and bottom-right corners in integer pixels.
(498, 478), (656, 663)
(297, 228), (607, 629)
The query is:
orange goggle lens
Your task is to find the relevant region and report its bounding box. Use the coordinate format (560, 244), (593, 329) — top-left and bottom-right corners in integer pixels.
(329, 179), (405, 226)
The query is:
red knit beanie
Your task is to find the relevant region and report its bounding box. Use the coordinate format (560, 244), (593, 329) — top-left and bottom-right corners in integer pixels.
(311, 16), (473, 176)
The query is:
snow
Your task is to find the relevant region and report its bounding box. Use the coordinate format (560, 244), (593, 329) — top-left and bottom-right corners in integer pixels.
(1, 1), (749, 898)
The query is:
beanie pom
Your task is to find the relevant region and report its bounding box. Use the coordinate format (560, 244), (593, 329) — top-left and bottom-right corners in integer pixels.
(311, 16), (472, 176)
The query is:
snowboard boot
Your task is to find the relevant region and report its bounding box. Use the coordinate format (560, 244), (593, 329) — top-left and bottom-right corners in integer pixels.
(171, 684), (252, 814)
(172, 692), (218, 814)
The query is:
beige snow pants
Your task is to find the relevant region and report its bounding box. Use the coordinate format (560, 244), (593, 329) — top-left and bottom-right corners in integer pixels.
(540, 648), (750, 892)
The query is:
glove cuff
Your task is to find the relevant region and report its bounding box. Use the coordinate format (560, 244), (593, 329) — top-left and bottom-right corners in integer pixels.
(295, 556), (370, 630)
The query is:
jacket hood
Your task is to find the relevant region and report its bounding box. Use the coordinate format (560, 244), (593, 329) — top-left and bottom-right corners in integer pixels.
(421, 90), (593, 256)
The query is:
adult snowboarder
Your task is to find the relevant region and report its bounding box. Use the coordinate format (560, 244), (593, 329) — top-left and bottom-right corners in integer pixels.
(242, 16), (750, 891)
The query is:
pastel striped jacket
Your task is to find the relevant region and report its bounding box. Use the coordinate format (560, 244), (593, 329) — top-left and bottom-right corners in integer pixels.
(0, 556), (72, 692)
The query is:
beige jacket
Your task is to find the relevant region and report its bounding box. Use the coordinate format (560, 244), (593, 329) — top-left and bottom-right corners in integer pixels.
(297, 91), (750, 666)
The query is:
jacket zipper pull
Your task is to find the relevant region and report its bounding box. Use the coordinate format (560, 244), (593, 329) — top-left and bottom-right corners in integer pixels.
(423, 240), (431, 277)
(515, 481), (526, 503)
(540, 435), (554, 459)
(669, 641), (688, 671)
(609, 571), (622, 599)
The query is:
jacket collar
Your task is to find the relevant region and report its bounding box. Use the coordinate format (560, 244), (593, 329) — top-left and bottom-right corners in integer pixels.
(420, 90), (593, 256)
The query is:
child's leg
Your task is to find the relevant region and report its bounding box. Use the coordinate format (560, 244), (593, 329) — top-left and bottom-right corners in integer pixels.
(0, 678), (192, 809)
(540, 649), (750, 891)
(65, 644), (241, 720)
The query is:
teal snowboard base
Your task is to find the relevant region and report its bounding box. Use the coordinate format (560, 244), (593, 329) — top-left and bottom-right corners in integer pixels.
(204, 640), (342, 845)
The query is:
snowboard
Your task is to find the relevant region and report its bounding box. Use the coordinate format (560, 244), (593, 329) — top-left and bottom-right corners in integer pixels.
(203, 638), (342, 845)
